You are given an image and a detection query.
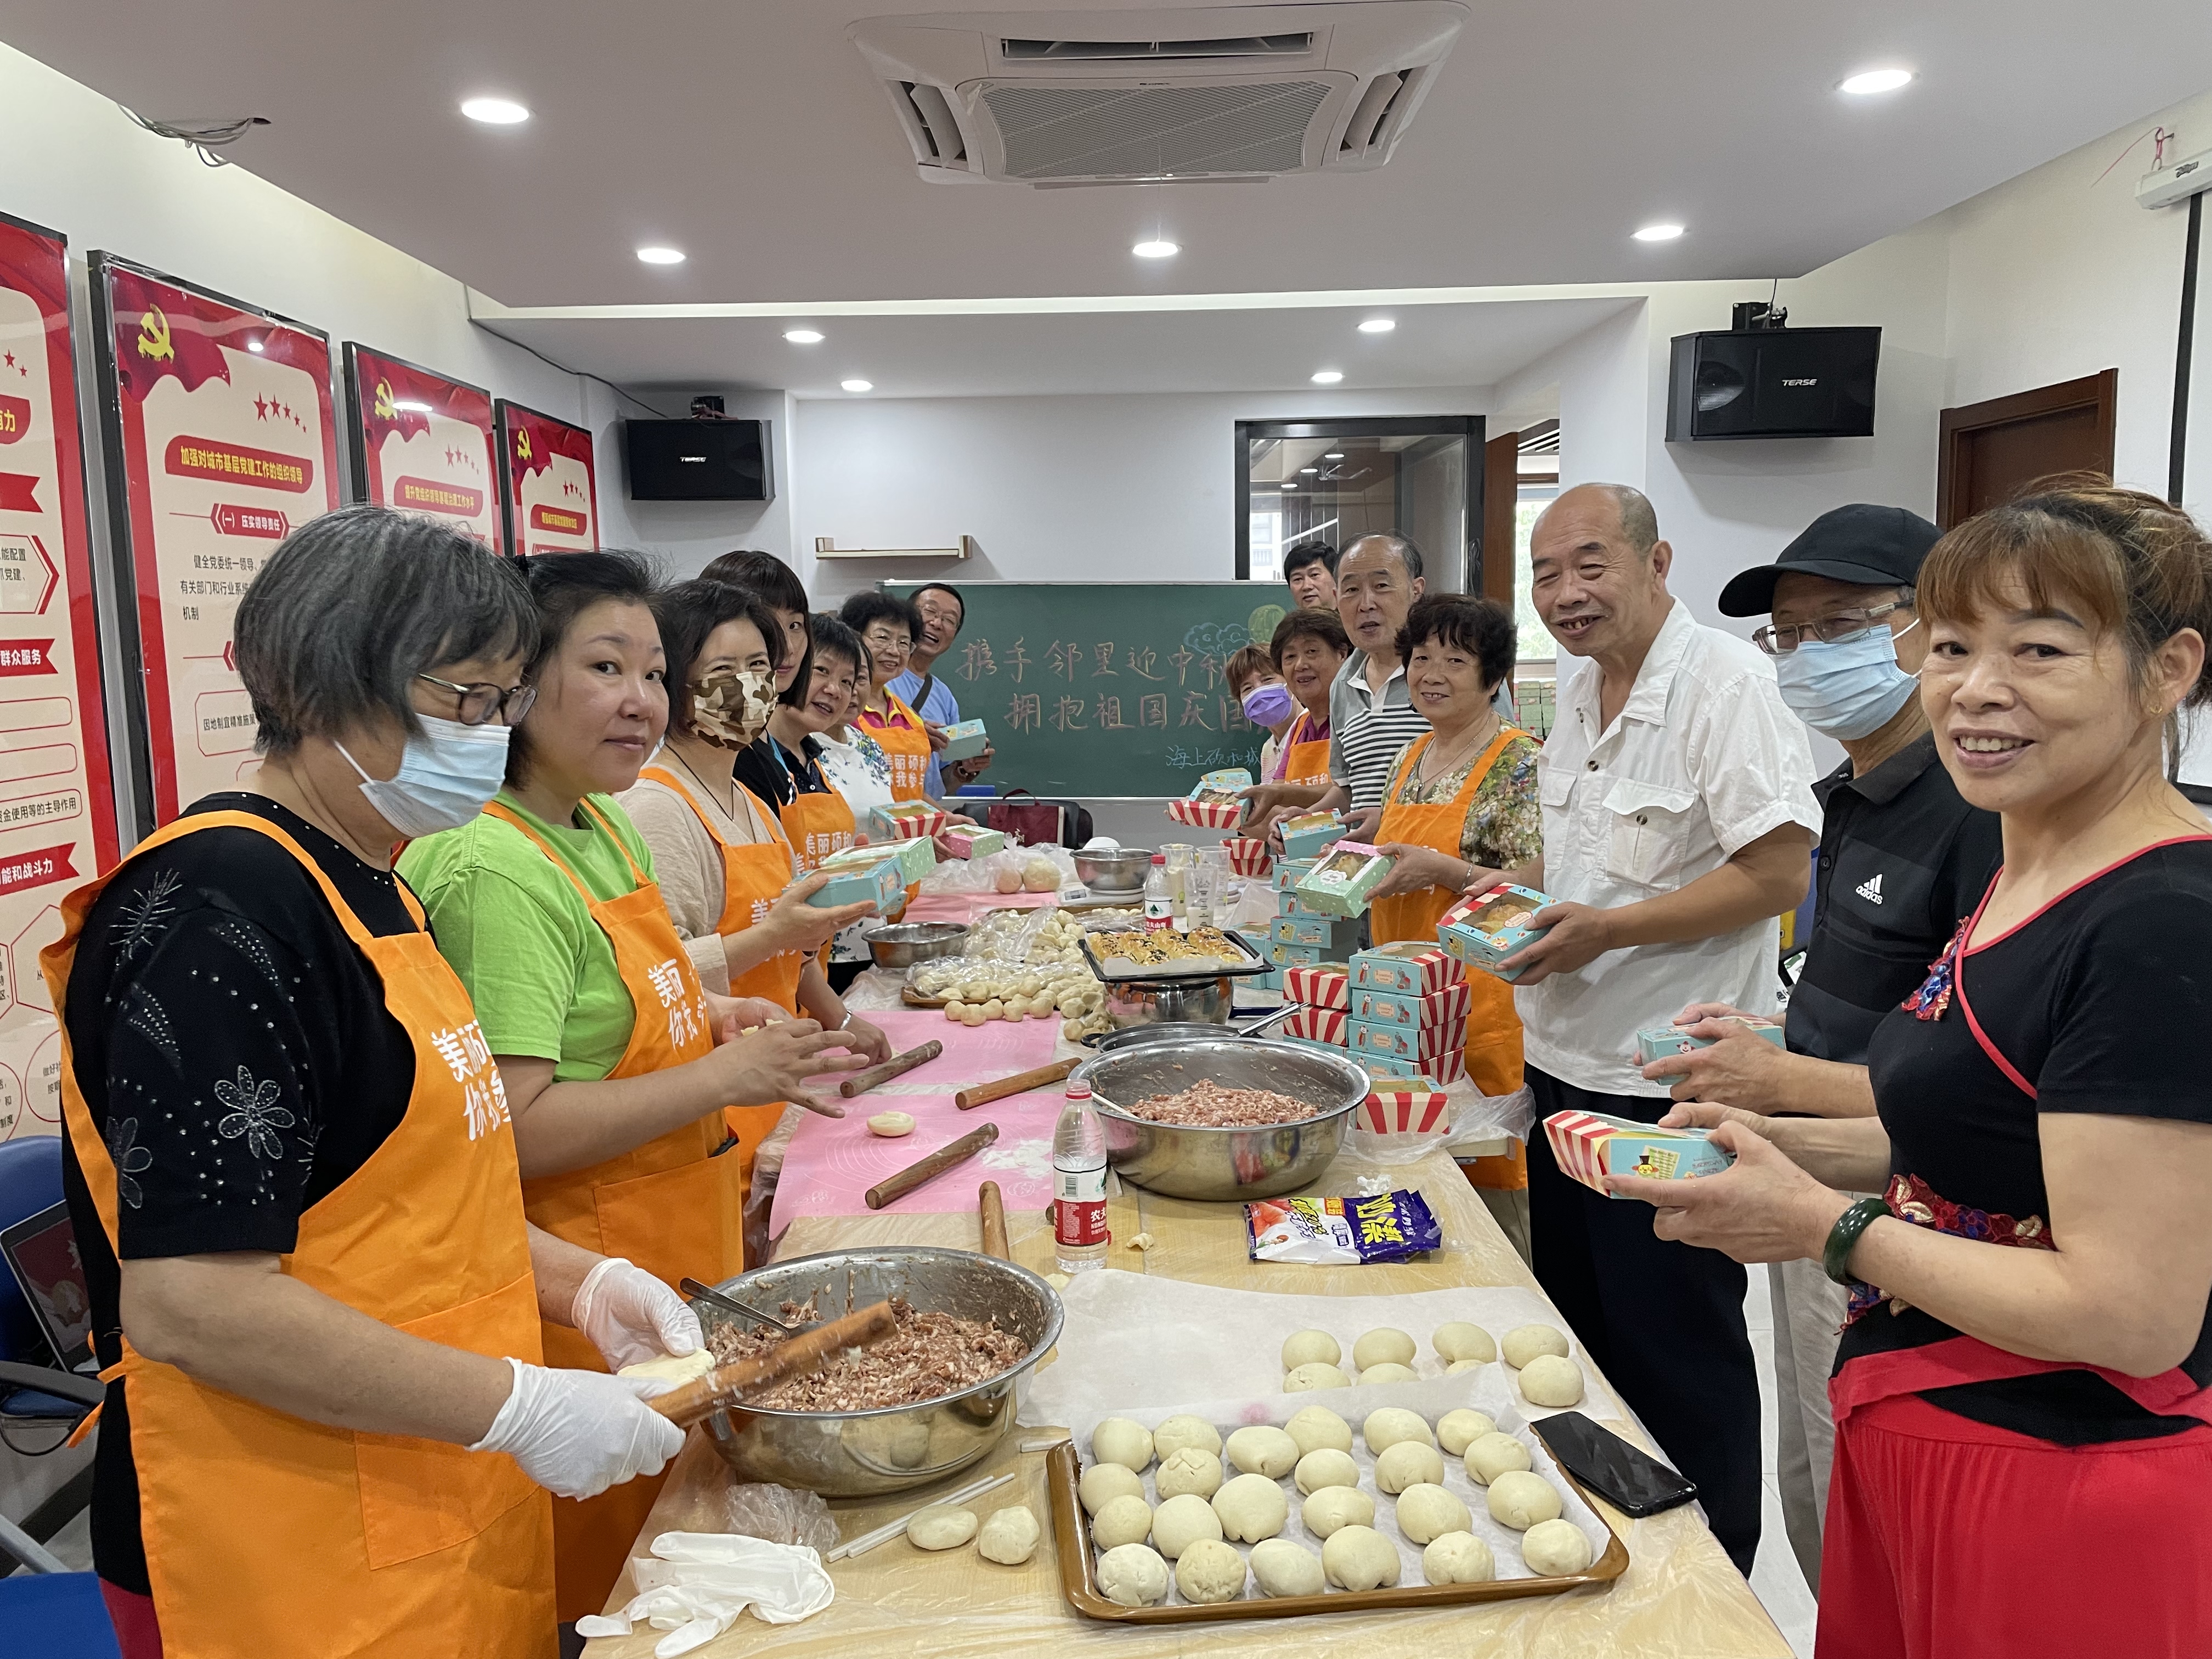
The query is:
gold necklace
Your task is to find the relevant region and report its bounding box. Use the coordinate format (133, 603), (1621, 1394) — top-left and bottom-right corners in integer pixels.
(674, 745), (761, 843)
(1417, 713), (1501, 787)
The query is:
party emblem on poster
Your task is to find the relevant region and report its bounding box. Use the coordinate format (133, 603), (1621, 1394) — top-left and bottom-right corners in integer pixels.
(495, 398), (597, 555)
(343, 343), (501, 550)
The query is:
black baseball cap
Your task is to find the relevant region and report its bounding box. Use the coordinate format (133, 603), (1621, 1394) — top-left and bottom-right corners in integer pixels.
(1718, 504), (1942, 617)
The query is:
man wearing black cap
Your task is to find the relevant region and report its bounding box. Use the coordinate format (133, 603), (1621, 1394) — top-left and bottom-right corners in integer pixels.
(1645, 503), (2001, 1592)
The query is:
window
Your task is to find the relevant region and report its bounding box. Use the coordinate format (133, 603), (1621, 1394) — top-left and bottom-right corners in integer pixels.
(1235, 416), (1483, 590)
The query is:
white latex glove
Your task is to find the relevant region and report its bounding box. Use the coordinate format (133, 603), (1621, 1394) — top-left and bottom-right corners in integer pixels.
(470, 1356), (686, 1500)
(573, 1256), (703, 1373)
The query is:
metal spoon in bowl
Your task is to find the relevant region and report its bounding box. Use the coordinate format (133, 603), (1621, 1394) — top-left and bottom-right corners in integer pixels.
(681, 1276), (808, 1336)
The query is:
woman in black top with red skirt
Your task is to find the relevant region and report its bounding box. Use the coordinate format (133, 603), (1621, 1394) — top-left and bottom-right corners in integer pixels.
(1612, 479), (2212, 1659)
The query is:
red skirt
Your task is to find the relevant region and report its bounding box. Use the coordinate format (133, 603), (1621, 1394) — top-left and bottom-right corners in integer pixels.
(1819, 1392), (2212, 1658)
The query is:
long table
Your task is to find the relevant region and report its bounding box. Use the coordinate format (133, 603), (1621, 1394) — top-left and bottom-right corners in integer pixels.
(584, 1025), (1789, 1658)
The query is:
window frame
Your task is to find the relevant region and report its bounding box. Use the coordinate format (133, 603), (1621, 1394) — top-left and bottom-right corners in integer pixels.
(1233, 415), (1486, 590)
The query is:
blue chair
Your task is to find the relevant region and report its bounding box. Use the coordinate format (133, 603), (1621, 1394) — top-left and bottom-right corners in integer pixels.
(0, 1571), (123, 1656)
(0, 1137), (103, 1575)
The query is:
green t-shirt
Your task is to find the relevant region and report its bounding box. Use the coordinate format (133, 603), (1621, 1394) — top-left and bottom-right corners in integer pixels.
(399, 792), (659, 1082)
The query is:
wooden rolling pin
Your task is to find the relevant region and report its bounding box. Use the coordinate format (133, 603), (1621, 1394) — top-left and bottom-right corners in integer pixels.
(649, 1301), (897, 1428)
(866, 1122), (998, 1210)
(955, 1056), (1079, 1111)
(978, 1180), (1009, 1261)
(838, 1040), (943, 1098)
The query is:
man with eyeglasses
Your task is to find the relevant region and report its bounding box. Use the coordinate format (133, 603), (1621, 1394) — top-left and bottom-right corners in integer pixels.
(1654, 504), (2001, 1594)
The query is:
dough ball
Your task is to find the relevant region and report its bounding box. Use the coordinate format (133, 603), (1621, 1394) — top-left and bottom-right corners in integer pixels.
(1300, 1486), (1375, 1539)
(981, 998), (1006, 1022)
(1152, 1414), (1223, 1463)
(1080, 1462), (1145, 1515)
(1392, 1482), (1473, 1545)
(1321, 1524), (1401, 1592)
(1351, 1327), (1416, 1371)
(1432, 1321), (1497, 1364)
(1520, 1353), (1585, 1409)
(1293, 1448), (1359, 1495)
(1212, 1472), (1289, 1543)
(1358, 1362), (1418, 1387)
(1224, 1425), (1299, 1479)
(847, 1414), (931, 1470)
(907, 1506), (978, 1550)
(1446, 1359), (1486, 1376)
(1502, 1323), (1571, 1369)
(1280, 1329), (1341, 1371)
(1173, 1537), (1247, 1605)
(1097, 1543), (1170, 1606)
(1436, 1409), (1497, 1457)
(979, 1505), (1041, 1565)
(1284, 1362), (1350, 1392)
(1285, 1406), (1354, 1458)
(943, 1002), (965, 1022)
(866, 1111), (916, 1138)
(1486, 1470), (1564, 1531)
(617, 1349), (714, 1385)
(960, 1006), (986, 1027)
(1090, 1494), (1154, 1549)
(1463, 1431), (1533, 1486)
(1249, 1537), (1327, 1599)
(1091, 1418), (1154, 1472)
(1362, 1407), (1434, 1455)
(1150, 1493), (1223, 1559)
(1155, 1446), (1224, 1500)
(993, 866), (1025, 895)
(1375, 1440), (1446, 1494)
(1521, 1517), (1595, 1577)
(1422, 1530), (1496, 1586)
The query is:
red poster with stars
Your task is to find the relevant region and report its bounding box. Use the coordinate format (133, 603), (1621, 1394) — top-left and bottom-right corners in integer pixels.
(0, 213), (121, 1142)
(495, 398), (598, 555)
(343, 343), (501, 551)
(91, 253), (337, 830)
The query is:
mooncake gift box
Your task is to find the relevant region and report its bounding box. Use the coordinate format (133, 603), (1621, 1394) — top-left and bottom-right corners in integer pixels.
(1280, 1005), (1349, 1045)
(939, 718), (989, 761)
(1271, 914), (1363, 954)
(1350, 940), (1463, 997)
(1294, 843), (1396, 918)
(868, 800), (950, 840)
(1635, 1015), (1785, 1083)
(1282, 962), (1351, 1011)
(1167, 768), (1252, 828)
(1272, 859), (1317, 893)
(939, 823), (1006, 859)
(1268, 941), (1324, 968)
(1221, 836), (1273, 876)
(1360, 1075), (1451, 1135)
(1436, 883), (1555, 982)
(1349, 1014), (1468, 1068)
(1543, 1109), (1736, 1198)
(1278, 810), (1349, 861)
(1352, 979), (1473, 1032)
(821, 837), (936, 884)
(804, 854), (903, 916)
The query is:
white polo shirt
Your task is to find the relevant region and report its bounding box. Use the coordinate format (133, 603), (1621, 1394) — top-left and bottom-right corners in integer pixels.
(1516, 599), (1821, 1096)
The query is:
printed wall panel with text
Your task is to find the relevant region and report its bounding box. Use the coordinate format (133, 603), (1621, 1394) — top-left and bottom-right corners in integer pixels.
(495, 398), (597, 555)
(344, 343), (502, 550)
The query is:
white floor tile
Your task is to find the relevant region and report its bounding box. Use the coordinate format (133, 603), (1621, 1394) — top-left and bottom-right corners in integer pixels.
(1750, 1476), (1819, 1657)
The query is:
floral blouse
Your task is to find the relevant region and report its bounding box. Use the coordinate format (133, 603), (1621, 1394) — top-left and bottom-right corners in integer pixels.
(1385, 731), (1543, 869)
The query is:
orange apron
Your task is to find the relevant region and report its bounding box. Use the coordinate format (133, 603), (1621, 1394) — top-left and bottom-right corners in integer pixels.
(859, 692), (933, 801)
(1279, 709), (1333, 784)
(1371, 729), (1531, 1189)
(483, 799), (733, 1621)
(43, 811), (555, 1659)
(637, 764), (800, 1187)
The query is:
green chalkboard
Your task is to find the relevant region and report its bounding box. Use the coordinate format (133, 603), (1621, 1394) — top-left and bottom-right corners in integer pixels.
(884, 582), (1291, 797)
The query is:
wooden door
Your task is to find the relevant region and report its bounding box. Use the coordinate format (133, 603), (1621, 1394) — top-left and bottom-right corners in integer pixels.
(1936, 369), (2118, 528)
(1480, 430), (1520, 602)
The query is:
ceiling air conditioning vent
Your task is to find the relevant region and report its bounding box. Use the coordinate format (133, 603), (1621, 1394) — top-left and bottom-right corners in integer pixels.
(853, 4), (1466, 186)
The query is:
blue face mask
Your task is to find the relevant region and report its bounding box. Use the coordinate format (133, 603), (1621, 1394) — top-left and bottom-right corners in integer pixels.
(1773, 621), (1920, 740)
(1241, 682), (1296, 726)
(338, 715), (511, 839)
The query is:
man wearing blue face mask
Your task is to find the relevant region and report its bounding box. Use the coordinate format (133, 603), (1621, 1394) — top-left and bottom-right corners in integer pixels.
(1656, 503), (2002, 1595)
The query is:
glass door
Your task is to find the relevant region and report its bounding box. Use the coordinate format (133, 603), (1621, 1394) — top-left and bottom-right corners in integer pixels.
(1235, 415), (1482, 591)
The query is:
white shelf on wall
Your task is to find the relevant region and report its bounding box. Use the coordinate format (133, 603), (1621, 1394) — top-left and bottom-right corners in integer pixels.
(813, 536), (973, 561)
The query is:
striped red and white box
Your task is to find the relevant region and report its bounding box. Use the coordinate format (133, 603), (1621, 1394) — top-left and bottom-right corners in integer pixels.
(1283, 962), (1351, 1010)
(1427, 1046), (1466, 1086)
(1349, 1014), (1469, 1066)
(1352, 979), (1472, 1031)
(1221, 836), (1273, 875)
(1167, 797), (1245, 829)
(1360, 1076), (1450, 1134)
(1280, 1005), (1349, 1045)
(1349, 941), (1463, 997)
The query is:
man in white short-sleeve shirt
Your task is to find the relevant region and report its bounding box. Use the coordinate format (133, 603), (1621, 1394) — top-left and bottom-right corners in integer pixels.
(1493, 482), (1819, 1577)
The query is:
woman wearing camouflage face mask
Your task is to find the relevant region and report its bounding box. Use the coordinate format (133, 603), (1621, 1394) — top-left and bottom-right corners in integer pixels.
(619, 580), (892, 1261)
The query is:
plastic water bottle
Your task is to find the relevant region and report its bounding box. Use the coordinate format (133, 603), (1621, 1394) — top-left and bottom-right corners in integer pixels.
(1053, 1082), (1110, 1273)
(1142, 854), (1172, 931)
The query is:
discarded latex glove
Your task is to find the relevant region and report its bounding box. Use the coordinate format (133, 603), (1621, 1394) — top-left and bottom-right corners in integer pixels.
(573, 1531), (835, 1657)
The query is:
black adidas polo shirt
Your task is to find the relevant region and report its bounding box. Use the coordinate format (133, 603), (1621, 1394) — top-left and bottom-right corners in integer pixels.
(1788, 732), (2004, 1066)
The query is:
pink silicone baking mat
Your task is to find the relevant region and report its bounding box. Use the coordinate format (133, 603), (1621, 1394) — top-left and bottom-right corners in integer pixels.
(770, 1009), (1066, 1233)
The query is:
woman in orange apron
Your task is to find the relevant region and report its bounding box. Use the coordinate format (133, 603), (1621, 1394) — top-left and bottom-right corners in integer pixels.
(1368, 597), (1542, 1212)
(400, 551), (865, 1622)
(50, 510), (691, 1658)
(841, 590), (939, 803)
(1239, 607), (1352, 832)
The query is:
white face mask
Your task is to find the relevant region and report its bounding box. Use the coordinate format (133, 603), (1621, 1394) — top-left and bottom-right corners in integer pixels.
(337, 715), (511, 839)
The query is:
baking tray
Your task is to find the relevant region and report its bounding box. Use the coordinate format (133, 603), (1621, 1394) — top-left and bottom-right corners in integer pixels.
(1077, 927), (1272, 983)
(1043, 1441), (1627, 1623)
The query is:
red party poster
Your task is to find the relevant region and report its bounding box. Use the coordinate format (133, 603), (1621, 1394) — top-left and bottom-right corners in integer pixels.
(343, 343), (501, 550)
(0, 215), (121, 1127)
(495, 398), (598, 555)
(91, 253), (337, 829)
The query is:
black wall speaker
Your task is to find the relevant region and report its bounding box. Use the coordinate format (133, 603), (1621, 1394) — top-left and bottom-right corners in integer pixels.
(1666, 327), (1882, 441)
(624, 418), (774, 500)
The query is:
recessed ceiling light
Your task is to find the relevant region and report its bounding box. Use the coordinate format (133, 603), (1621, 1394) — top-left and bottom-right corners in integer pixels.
(841, 379), (873, 392)
(461, 96), (531, 125)
(1357, 318), (1396, 334)
(1280, 482), (1298, 490)
(1300, 467), (1318, 475)
(394, 400), (432, 413)
(636, 246), (686, 266)
(1632, 223), (1685, 242)
(1839, 67), (1913, 95)
(782, 328), (825, 344)
(1311, 370), (1344, 385)
(1132, 239), (1180, 259)
(1323, 452), (1344, 460)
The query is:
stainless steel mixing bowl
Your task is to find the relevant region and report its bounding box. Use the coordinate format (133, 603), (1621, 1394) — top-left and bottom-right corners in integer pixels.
(860, 921), (968, 968)
(696, 1247), (1063, 1497)
(1103, 974), (1232, 1029)
(1069, 1036), (1373, 1200)
(1073, 846), (1153, 892)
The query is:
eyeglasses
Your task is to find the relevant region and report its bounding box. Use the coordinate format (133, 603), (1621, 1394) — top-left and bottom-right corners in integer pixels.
(417, 673), (537, 726)
(1752, 596), (1912, 656)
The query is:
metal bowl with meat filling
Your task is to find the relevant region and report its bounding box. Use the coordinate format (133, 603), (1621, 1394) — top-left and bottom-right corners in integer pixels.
(1069, 1036), (1373, 1201)
(694, 1247), (1062, 1497)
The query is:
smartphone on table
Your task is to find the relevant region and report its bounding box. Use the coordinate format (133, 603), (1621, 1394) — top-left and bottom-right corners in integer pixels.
(1531, 1410), (1699, 1517)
